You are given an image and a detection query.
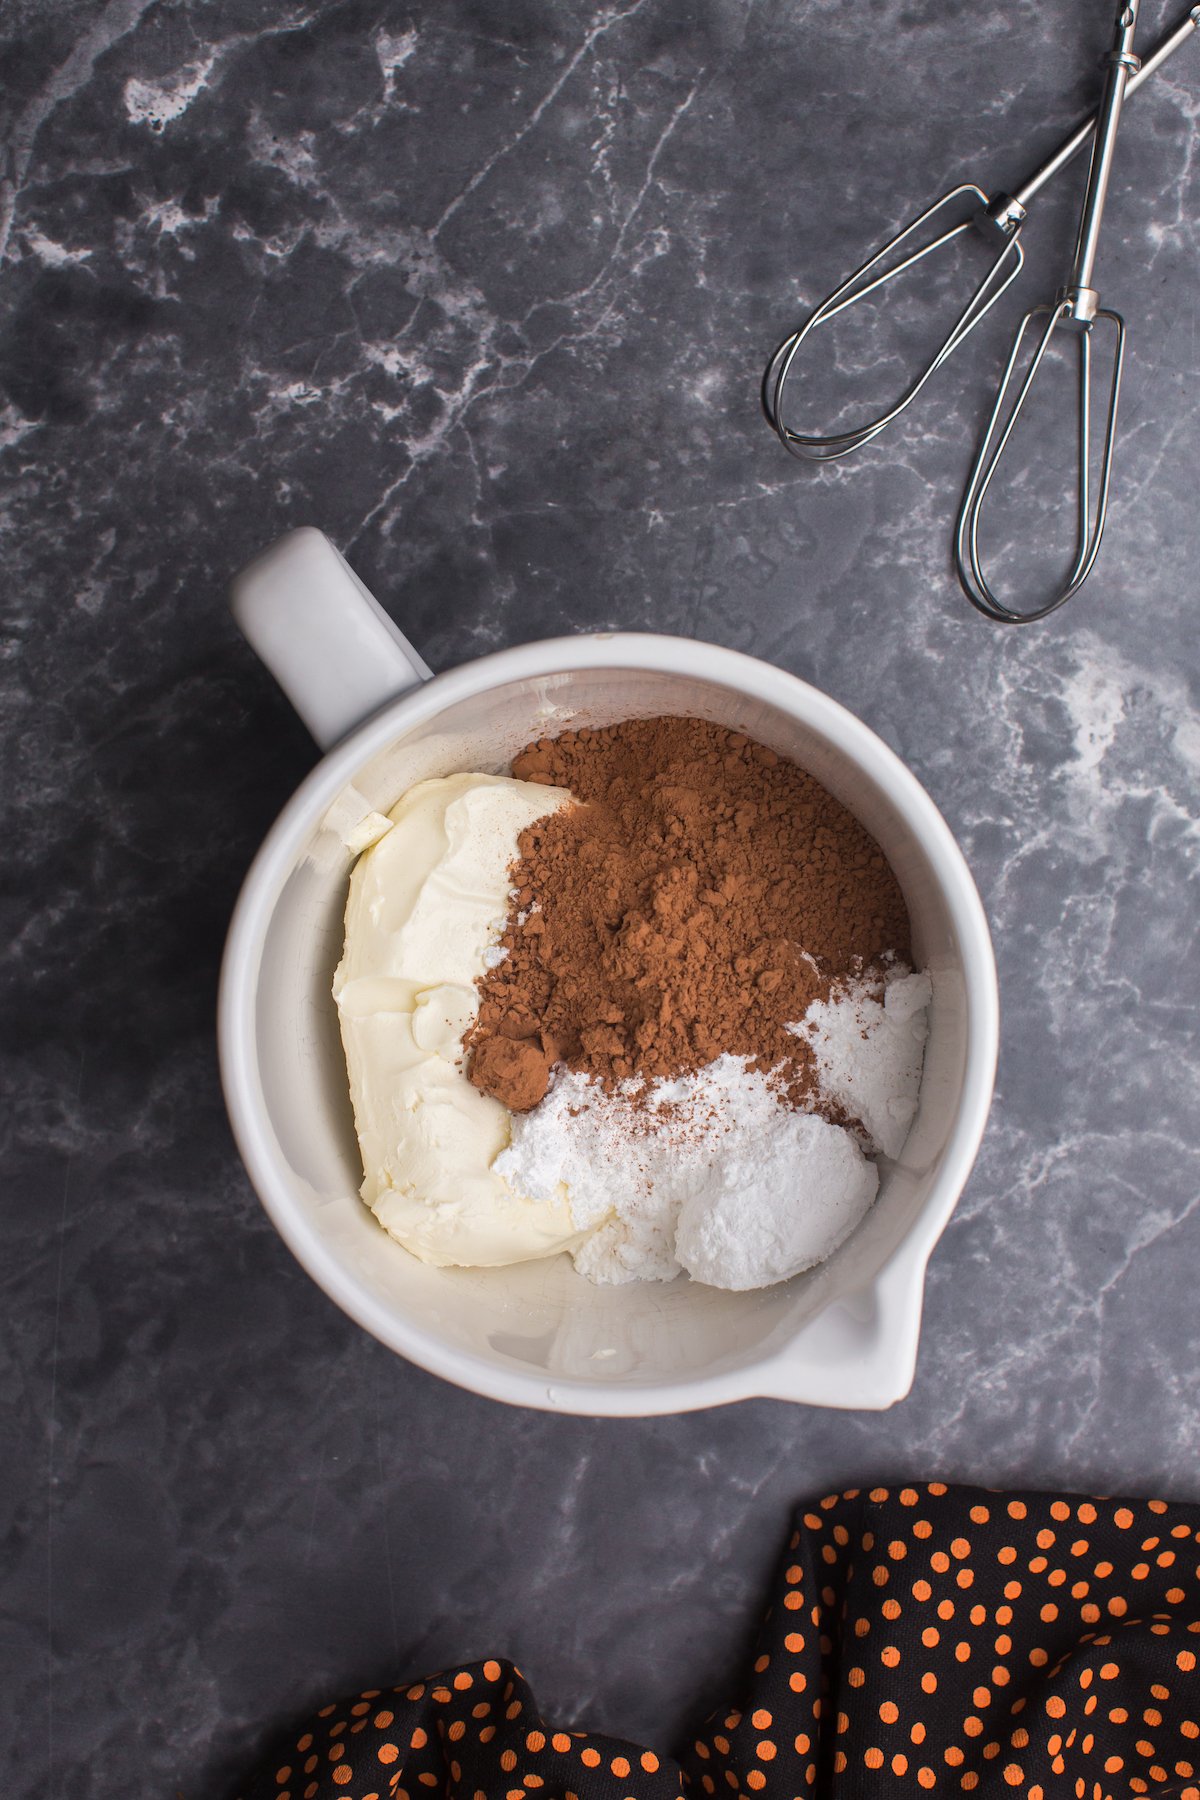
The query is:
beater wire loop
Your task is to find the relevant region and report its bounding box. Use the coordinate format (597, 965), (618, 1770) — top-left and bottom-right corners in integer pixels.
(953, 305), (1126, 624)
(764, 187), (1025, 462)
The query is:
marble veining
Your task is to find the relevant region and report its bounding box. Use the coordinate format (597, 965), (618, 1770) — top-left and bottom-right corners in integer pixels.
(3, 2), (1200, 1796)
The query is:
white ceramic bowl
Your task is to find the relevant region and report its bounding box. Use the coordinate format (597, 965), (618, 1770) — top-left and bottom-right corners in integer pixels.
(219, 528), (998, 1415)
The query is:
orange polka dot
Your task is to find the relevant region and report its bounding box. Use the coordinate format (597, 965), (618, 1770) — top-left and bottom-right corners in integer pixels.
(747, 1773), (766, 1792)
(946, 1747), (964, 1766)
(783, 1592), (803, 1611)
(1003, 1766), (1023, 1787)
(914, 1580), (933, 1601)
(789, 1672), (807, 1693)
(785, 1631), (804, 1652)
(918, 1769), (936, 1789)
(848, 1667), (865, 1689)
(501, 1752), (519, 1774)
(882, 1647), (901, 1668)
(892, 1754), (909, 1776)
(881, 1702), (899, 1724)
(938, 1600), (955, 1620)
(378, 1746), (399, 1766)
(454, 1672), (473, 1691)
(971, 1505), (991, 1524)
(610, 1758), (630, 1778)
(932, 1552), (951, 1573)
(955, 1643), (971, 1663)
(922, 1673), (938, 1695)
(580, 1750), (601, 1769)
(951, 1538), (971, 1560)
(957, 1570), (975, 1589)
(865, 1748), (885, 1769)
(1108, 1596), (1128, 1617)
(962, 1775), (979, 1792)
(552, 1735), (572, 1754)
(883, 1599), (902, 1621)
(998, 1547), (1017, 1566)
(964, 1717), (983, 1738)
(332, 1771), (352, 1789)
(914, 1520), (934, 1540)
(1181, 1652), (1198, 1673)
(757, 1741), (777, 1763)
(870, 1487), (890, 1503)
(483, 1663), (502, 1682)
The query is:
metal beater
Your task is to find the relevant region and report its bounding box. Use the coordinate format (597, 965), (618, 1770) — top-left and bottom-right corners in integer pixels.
(764, 4), (1196, 622)
(955, 1), (1141, 622)
(765, 4), (1197, 465)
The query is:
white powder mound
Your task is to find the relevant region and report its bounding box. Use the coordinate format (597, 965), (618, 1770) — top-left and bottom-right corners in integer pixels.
(496, 1056), (879, 1289)
(791, 967), (933, 1159)
(494, 966), (933, 1291)
(674, 1112), (879, 1290)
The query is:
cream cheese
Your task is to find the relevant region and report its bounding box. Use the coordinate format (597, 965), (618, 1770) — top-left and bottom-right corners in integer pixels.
(333, 772), (581, 1268)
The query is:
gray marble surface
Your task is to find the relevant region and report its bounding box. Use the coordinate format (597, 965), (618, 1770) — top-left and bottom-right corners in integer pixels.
(4, 1), (1200, 1795)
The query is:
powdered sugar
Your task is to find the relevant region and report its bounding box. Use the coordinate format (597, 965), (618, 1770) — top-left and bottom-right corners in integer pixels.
(495, 963), (933, 1290)
(497, 1055), (878, 1288)
(790, 965), (932, 1159)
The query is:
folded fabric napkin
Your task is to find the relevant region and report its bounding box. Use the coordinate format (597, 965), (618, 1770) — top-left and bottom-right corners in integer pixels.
(240, 1483), (1200, 1799)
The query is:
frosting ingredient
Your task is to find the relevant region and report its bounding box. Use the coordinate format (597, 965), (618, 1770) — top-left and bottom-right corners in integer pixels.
(333, 772), (581, 1267)
(497, 1054), (880, 1289)
(335, 722), (930, 1292)
(468, 715), (910, 1112)
(792, 965), (933, 1159)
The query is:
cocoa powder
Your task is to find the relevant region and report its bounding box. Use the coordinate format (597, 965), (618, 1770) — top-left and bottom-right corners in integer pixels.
(467, 716), (911, 1112)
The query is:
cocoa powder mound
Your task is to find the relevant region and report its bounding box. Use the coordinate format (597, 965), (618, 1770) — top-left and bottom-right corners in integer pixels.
(467, 716), (911, 1112)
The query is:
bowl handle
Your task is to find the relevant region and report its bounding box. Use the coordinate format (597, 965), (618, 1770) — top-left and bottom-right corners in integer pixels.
(230, 527), (432, 749)
(754, 1236), (930, 1410)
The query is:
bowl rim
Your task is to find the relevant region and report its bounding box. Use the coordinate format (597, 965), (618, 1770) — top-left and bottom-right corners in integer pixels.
(218, 631), (999, 1415)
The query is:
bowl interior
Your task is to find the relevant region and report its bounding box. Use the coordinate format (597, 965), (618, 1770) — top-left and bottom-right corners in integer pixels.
(242, 659), (973, 1395)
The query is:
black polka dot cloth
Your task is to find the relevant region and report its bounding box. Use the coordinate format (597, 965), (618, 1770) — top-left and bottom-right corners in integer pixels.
(240, 1485), (1200, 1800)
